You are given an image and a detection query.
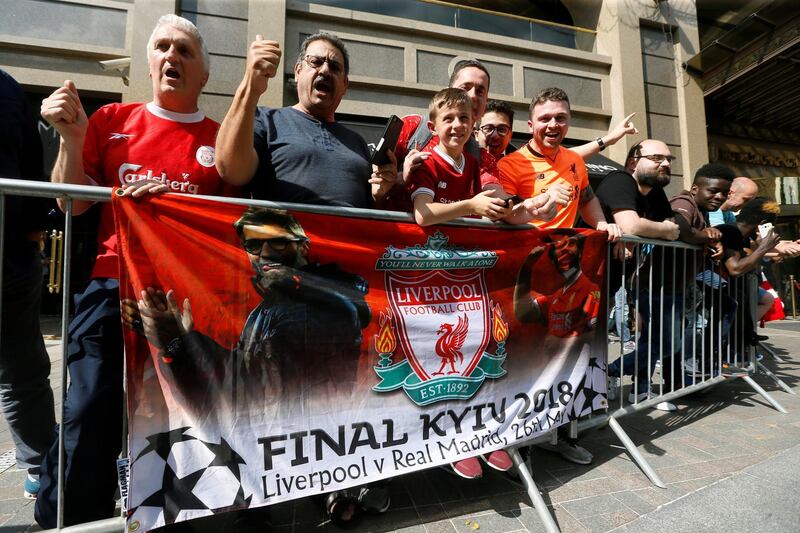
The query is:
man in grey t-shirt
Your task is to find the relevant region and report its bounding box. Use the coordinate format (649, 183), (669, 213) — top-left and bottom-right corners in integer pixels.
(216, 31), (396, 207)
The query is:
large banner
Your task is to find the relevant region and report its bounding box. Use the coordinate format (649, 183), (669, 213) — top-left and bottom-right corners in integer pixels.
(114, 194), (608, 531)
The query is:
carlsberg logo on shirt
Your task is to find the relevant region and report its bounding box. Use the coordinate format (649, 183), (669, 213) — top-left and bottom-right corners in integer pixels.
(118, 163), (200, 194)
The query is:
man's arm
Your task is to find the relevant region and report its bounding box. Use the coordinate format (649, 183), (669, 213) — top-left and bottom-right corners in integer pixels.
(514, 247), (546, 324)
(612, 209), (680, 240)
(570, 113), (638, 160)
(579, 193), (622, 241)
(216, 36), (281, 185)
(40, 80), (93, 214)
(773, 239), (800, 258)
(672, 212), (720, 245)
(724, 230), (781, 277)
(412, 191), (508, 226)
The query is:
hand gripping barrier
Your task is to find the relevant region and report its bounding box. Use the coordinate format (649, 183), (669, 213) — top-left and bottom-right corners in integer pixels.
(0, 178), (790, 533)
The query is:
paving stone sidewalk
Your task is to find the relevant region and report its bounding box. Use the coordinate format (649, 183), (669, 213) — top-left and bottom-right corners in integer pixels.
(1, 321), (798, 532)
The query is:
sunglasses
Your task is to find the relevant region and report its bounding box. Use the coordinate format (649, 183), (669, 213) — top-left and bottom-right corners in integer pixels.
(303, 54), (344, 75)
(242, 237), (306, 254)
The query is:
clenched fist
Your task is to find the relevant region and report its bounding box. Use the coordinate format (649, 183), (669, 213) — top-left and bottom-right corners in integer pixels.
(245, 35), (282, 96)
(40, 80), (88, 143)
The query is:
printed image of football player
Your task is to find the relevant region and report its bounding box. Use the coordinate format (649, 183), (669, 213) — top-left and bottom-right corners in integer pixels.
(135, 207), (371, 418)
(513, 229), (600, 337)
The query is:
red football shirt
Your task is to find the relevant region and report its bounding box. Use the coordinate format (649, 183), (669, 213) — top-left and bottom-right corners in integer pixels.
(406, 147), (481, 206)
(83, 102), (229, 279)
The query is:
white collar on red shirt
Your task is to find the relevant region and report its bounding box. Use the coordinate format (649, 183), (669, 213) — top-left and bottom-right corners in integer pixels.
(434, 145), (465, 174)
(146, 102), (205, 123)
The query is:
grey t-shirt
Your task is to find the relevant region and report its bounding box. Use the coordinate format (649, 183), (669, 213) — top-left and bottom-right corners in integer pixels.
(251, 106), (372, 208)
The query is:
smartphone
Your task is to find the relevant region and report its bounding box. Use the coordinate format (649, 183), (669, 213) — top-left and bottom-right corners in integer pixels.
(504, 195), (524, 207)
(370, 115), (403, 166)
(758, 222), (774, 239)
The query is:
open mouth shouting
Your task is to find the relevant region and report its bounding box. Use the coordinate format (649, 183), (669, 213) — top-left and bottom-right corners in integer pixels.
(163, 66), (181, 84)
(312, 75), (332, 95)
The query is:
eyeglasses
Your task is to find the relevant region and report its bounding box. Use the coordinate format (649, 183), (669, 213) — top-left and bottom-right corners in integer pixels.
(478, 124), (511, 136)
(303, 54), (344, 75)
(636, 154), (675, 164)
(242, 237), (306, 254)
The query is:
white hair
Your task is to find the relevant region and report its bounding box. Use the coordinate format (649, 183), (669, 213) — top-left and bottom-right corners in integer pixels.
(147, 14), (210, 73)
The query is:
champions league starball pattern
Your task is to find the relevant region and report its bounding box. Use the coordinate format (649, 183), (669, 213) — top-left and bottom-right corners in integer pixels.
(569, 356), (608, 417)
(128, 428), (251, 528)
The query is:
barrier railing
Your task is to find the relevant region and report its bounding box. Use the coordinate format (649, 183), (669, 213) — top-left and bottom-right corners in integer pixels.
(603, 235), (789, 417)
(0, 178), (791, 533)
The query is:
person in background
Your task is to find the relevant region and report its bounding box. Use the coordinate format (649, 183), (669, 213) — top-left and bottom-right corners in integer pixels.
(708, 176), (758, 225)
(0, 69), (57, 500)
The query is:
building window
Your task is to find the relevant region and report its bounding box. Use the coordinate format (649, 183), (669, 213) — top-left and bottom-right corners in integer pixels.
(308, 0), (592, 50)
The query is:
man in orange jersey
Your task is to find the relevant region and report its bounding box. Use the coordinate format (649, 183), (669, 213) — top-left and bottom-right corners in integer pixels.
(498, 87), (621, 240)
(500, 87), (618, 466)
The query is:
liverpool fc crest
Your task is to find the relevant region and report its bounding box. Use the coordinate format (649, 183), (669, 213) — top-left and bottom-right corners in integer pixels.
(373, 232), (508, 405)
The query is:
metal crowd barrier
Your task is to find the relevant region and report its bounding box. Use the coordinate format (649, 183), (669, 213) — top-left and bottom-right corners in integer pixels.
(0, 178), (792, 533)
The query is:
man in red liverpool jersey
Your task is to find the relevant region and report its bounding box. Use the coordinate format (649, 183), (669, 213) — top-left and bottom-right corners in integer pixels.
(35, 14), (232, 528)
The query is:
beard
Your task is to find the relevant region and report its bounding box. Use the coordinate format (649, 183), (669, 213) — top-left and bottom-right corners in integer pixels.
(637, 168), (670, 189)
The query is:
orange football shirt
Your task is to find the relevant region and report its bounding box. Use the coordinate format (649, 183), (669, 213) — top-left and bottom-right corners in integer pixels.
(498, 144), (589, 229)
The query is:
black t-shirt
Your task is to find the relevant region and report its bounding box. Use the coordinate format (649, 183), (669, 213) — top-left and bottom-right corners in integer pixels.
(595, 170), (673, 222)
(594, 170), (674, 291)
(717, 223), (748, 262)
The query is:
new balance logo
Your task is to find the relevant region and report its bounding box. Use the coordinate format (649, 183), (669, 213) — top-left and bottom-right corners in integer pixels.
(109, 133), (133, 140)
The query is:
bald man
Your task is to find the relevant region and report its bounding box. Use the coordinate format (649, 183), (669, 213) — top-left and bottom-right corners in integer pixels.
(708, 176), (758, 225)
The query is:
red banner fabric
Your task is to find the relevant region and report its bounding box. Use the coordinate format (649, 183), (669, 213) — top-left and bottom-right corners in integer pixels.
(114, 193), (608, 530)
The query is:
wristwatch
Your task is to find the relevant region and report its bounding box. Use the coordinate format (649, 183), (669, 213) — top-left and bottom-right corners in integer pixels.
(160, 336), (183, 364)
(595, 137), (606, 151)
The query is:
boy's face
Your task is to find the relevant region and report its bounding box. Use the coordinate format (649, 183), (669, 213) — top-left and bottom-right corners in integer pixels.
(429, 103), (473, 154)
(691, 177), (731, 212)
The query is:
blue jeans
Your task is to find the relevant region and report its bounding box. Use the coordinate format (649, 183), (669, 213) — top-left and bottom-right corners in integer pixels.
(1, 243), (56, 473)
(608, 289), (686, 393)
(613, 286), (632, 342)
(36, 278), (123, 528)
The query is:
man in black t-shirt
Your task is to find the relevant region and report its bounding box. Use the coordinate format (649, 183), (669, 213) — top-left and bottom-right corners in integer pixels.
(597, 140), (680, 405)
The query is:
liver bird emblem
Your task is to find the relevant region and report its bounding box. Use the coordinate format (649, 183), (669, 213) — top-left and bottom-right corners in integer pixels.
(433, 314), (469, 375)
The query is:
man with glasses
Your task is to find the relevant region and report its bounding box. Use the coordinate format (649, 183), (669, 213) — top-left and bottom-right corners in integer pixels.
(136, 206), (374, 525)
(216, 32), (396, 207)
(595, 139), (680, 241)
(596, 139), (680, 407)
(475, 99), (515, 159)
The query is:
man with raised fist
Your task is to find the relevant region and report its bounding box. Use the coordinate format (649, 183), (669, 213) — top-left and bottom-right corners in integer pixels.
(35, 14), (230, 528)
(215, 32), (397, 207)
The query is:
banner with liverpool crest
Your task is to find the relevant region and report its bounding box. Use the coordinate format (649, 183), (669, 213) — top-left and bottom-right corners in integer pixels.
(114, 194), (609, 531)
